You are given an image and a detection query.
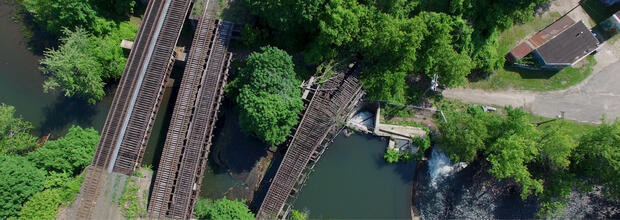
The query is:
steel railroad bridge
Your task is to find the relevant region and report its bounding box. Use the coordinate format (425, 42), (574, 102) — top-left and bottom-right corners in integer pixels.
(148, 11), (233, 219)
(77, 0), (233, 218)
(257, 69), (365, 219)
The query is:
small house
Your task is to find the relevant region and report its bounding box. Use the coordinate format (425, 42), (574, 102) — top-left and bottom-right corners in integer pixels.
(507, 17), (600, 70)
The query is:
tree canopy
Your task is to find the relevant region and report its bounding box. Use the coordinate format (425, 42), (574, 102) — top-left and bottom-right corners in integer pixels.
(246, 0), (548, 104)
(41, 28), (105, 104)
(0, 156), (47, 218)
(0, 104), (38, 155)
(194, 198), (254, 220)
(235, 46), (304, 146)
(22, 0), (135, 36)
(28, 126), (99, 175)
(571, 120), (620, 200)
(439, 104), (619, 217)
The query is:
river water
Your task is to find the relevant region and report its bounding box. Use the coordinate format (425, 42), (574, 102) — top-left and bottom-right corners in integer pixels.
(293, 133), (414, 219)
(0, 1), (112, 137)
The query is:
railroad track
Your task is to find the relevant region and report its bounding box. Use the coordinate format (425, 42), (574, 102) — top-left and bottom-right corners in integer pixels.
(77, 0), (191, 218)
(148, 7), (234, 218)
(257, 69), (364, 219)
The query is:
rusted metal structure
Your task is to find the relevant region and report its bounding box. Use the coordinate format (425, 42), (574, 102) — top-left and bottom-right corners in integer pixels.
(77, 0), (191, 218)
(257, 68), (365, 219)
(147, 10), (233, 219)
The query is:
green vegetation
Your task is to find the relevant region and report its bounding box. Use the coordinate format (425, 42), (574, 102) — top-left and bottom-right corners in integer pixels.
(247, 0), (549, 104)
(119, 178), (146, 219)
(384, 148), (401, 163)
(0, 104), (99, 219)
(18, 173), (84, 220)
(0, 156), (46, 218)
(22, 0), (135, 36)
(0, 104), (37, 155)
(289, 209), (308, 220)
(41, 23), (137, 104)
(19, 0), (138, 104)
(437, 101), (619, 217)
(28, 126), (99, 175)
(193, 198), (254, 220)
(234, 46), (304, 146)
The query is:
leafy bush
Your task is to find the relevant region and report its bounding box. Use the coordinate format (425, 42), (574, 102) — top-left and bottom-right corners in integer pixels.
(194, 198), (254, 220)
(0, 156), (46, 218)
(28, 126), (99, 175)
(289, 209), (308, 220)
(119, 179), (146, 219)
(0, 104), (37, 155)
(384, 148), (400, 163)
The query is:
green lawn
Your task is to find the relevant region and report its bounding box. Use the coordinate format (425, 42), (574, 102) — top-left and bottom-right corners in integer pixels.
(469, 56), (596, 91)
(496, 12), (562, 56)
(529, 114), (597, 140)
(469, 11), (598, 91)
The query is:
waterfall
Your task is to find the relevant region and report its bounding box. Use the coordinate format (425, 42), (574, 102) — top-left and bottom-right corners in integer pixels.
(427, 149), (467, 188)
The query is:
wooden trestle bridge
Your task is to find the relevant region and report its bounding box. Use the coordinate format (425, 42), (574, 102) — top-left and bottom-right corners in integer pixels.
(76, 0), (233, 218)
(257, 68), (365, 219)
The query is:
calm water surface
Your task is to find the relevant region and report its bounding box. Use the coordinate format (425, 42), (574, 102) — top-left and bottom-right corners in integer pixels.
(0, 2), (111, 136)
(293, 133), (414, 219)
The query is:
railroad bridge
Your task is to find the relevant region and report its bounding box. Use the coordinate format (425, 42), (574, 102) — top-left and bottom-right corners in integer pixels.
(76, 0), (232, 218)
(257, 68), (365, 219)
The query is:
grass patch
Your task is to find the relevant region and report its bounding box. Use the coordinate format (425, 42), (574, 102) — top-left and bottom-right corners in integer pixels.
(497, 12), (562, 56)
(119, 178), (146, 220)
(529, 114), (597, 140)
(469, 56), (596, 91)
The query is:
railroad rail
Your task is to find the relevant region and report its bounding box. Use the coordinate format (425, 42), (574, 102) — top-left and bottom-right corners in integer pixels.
(257, 68), (364, 219)
(148, 10), (233, 219)
(76, 0), (191, 218)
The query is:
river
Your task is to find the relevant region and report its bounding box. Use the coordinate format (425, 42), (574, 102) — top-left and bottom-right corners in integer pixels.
(0, 1), (112, 137)
(293, 133), (414, 219)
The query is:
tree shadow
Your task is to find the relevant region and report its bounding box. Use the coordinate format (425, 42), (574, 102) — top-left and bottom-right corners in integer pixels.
(580, 0), (620, 24)
(504, 65), (558, 79)
(208, 99), (268, 175)
(219, 0), (252, 24)
(249, 150), (284, 212)
(38, 95), (98, 135)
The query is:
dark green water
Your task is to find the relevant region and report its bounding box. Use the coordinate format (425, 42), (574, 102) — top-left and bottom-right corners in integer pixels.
(293, 133), (414, 219)
(0, 2), (111, 136)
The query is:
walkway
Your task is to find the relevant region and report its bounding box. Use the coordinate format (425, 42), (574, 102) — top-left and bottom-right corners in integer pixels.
(257, 69), (364, 219)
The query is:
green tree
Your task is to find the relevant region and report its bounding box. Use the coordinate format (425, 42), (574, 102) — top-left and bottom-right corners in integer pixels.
(236, 46), (304, 146)
(439, 107), (498, 162)
(28, 126), (99, 175)
(22, 0), (112, 36)
(0, 104), (37, 155)
(194, 198), (254, 220)
(18, 189), (63, 220)
(92, 22), (139, 79)
(384, 148), (400, 163)
(41, 28), (105, 104)
(0, 155), (46, 218)
(18, 173), (84, 220)
(571, 120), (620, 200)
(289, 209), (308, 220)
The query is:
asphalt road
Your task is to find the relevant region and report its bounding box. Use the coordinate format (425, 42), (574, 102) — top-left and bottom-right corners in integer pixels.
(444, 60), (620, 124)
(532, 61), (620, 123)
